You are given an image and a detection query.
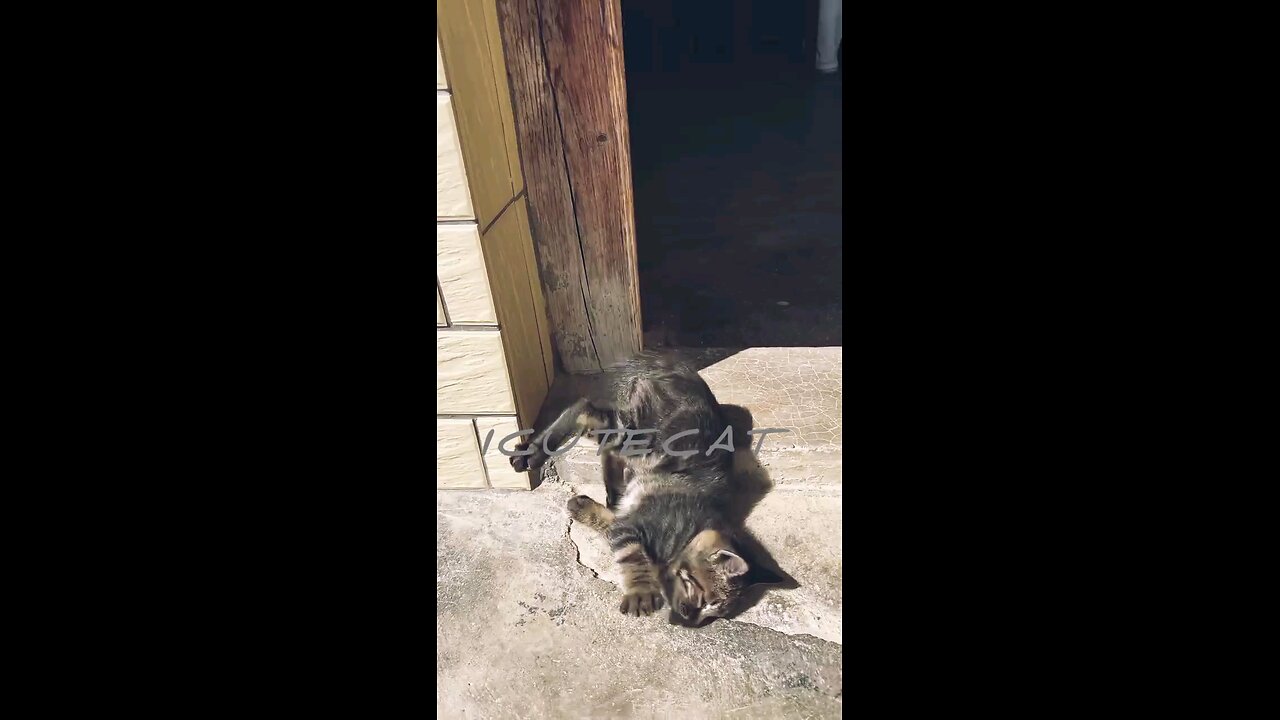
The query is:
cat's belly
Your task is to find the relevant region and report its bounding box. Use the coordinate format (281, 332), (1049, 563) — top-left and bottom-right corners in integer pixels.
(614, 454), (665, 517)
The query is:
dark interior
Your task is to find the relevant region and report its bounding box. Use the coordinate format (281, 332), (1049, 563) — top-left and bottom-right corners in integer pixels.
(624, 0), (842, 348)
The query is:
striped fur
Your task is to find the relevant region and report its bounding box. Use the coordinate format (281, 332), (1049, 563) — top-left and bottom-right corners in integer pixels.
(512, 351), (784, 624)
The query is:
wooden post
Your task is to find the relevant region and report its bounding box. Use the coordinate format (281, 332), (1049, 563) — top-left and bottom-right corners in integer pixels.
(496, 0), (642, 374)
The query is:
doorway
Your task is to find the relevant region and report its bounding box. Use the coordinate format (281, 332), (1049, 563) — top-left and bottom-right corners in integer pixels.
(494, 0), (840, 374)
(624, 0), (843, 348)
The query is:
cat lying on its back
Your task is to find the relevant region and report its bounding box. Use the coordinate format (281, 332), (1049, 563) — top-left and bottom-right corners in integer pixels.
(512, 351), (781, 626)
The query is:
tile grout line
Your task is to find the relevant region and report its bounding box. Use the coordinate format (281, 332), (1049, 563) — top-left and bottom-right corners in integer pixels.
(436, 277), (453, 327)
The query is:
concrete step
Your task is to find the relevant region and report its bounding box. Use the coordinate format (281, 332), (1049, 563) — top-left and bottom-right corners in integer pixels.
(695, 347), (842, 452)
(543, 347), (843, 642)
(543, 346), (843, 489)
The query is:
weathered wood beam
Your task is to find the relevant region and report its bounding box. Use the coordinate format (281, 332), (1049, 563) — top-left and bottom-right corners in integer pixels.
(496, 0), (642, 374)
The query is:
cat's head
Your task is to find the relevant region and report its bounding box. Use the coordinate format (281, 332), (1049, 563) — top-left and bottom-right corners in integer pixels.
(661, 529), (784, 626)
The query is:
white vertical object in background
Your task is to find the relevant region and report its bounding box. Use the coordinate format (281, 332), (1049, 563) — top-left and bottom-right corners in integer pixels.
(816, 0), (842, 73)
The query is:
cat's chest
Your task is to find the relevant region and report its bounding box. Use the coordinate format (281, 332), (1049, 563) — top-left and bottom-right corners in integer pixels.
(615, 477), (652, 517)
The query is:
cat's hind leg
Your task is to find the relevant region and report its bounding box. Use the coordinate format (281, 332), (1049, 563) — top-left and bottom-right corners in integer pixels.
(566, 495), (615, 533)
(510, 398), (614, 473)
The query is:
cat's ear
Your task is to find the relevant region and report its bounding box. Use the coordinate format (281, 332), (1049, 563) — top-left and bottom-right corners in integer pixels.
(709, 549), (749, 577)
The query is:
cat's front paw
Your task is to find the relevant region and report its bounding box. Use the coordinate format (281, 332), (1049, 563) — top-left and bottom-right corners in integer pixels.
(509, 438), (546, 473)
(619, 588), (664, 617)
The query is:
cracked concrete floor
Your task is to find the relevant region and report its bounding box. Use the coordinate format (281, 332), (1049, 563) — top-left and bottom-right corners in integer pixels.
(437, 348), (842, 719)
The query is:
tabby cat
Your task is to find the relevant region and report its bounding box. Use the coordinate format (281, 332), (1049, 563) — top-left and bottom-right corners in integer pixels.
(511, 351), (782, 626)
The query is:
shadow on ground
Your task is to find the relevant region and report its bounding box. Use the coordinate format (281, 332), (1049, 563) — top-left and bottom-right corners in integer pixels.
(717, 440), (802, 621)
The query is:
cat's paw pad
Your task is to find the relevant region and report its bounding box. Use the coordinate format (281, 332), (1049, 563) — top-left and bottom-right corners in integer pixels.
(619, 589), (664, 617)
